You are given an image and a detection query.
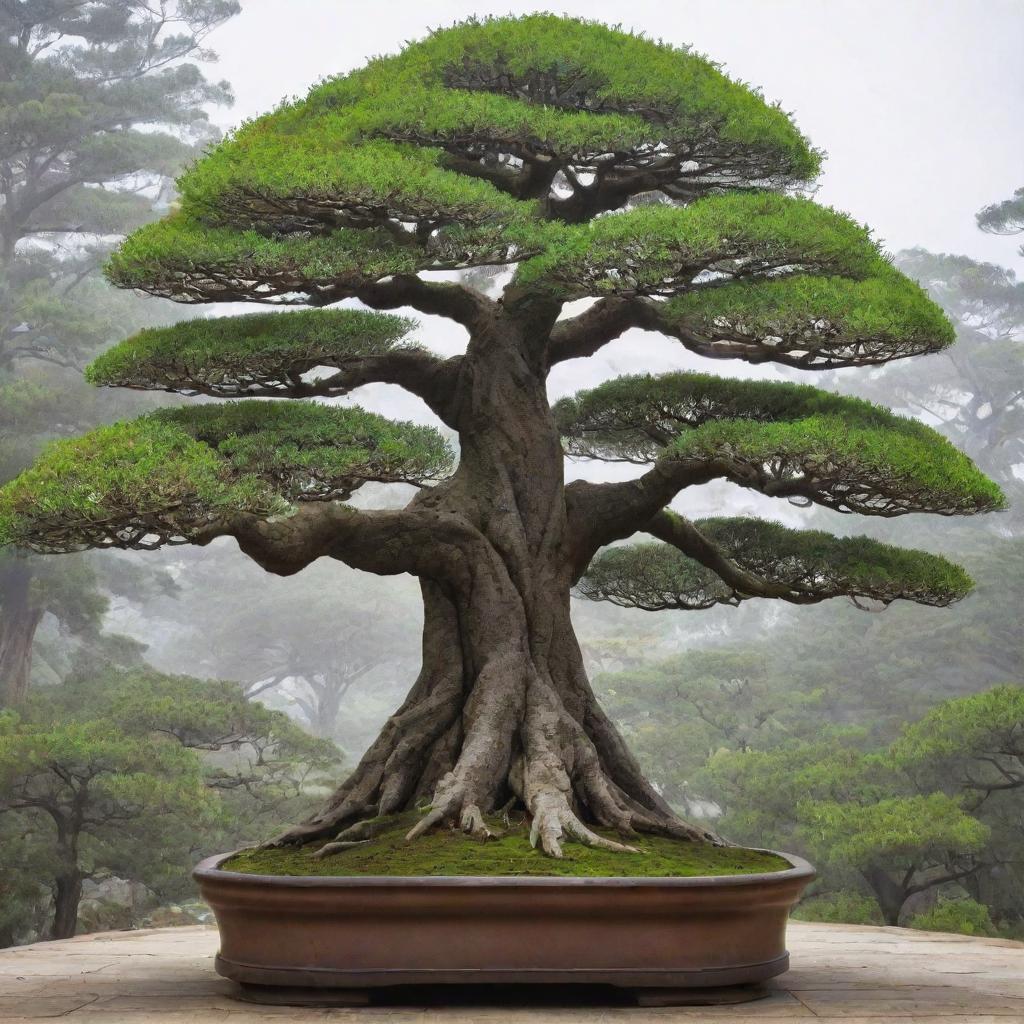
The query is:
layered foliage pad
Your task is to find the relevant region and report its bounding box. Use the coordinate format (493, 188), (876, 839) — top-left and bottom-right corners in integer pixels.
(86, 309), (418, 395)
(170, 15), (818, 227)
(557, 372), (1003, 515)
(104, 16), (850, 309)
(513, 194), (880, 297)
(0, 403), (452, 552)
(659, 261), (955, 367)
(577, 518), (973, 610)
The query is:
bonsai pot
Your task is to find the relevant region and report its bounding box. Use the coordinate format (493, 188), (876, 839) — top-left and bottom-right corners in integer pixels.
(194, 851), (814, 1001)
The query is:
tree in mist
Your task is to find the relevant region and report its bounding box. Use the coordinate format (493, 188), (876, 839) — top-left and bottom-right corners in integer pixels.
(0, 0), (238, 702)
(977, 187), (1024, 256)
(703, 686), (1023, 928)
(0, 16), (1004, 857)
(145, 551), (420, 741)
(0, 667), (339, 942)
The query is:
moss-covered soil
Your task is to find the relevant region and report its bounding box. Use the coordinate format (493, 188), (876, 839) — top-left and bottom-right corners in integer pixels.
(223, 812), (790, 878)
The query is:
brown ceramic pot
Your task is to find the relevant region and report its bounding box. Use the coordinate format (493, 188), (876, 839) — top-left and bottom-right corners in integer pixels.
(194, 850), (814, 997)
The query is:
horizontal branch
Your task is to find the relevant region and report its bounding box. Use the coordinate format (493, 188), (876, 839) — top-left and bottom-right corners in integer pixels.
(88, 309), (464, 426)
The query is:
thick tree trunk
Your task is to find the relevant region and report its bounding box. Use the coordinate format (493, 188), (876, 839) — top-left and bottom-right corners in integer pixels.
(0, 560), (43, 707)
(273, 310), (717, 856)
(862, 865), (907, 926)
(50, 870), (82, 940)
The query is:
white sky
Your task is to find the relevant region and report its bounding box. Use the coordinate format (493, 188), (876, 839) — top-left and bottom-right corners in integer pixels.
(205, 0), (1024, 275)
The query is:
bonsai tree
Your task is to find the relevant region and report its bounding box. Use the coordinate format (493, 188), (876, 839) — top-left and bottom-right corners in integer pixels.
(0, 16), (1005, 858)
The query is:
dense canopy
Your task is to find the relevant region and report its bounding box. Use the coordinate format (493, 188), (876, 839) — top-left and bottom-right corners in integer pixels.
(557, 372), (1004, 515)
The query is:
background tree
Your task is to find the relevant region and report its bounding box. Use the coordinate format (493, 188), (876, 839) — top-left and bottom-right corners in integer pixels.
(0, 0), (238, 703)
(0, 666), (340, 943)
(977, 187), (1024, 257)
(0, 16), (1003, 857)
(126, 547), (421, 744)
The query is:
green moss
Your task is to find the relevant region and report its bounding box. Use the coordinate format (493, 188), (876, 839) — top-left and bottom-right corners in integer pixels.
(224, 812), (789, 878)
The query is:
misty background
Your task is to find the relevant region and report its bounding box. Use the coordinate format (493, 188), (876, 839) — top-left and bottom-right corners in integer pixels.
(2, 0), (1022, 943)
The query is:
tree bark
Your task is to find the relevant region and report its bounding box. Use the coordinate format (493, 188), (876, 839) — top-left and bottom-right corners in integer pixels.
(0, 560), (44, 707)
(50, 870), (82, 940)
(271, 307), (718, 857)
(862, 864), (908, 926)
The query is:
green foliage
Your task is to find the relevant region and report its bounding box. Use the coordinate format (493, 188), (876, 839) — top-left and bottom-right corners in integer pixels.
(892, 685), (1024, 769)
(0, 714), (218, 891)
(225, 810), (790, 878)
(578, 519), (973, 610)
(105, 15), (829, 301)
(792, 891), (884, 925)
(672, 415), (1003, 516)
(0, 402), (453, 551)
(0, 667), (342, 941)
(87, 308), (417, 392)
(106, 212), (430, 295)
(798, 794), (988, 868)
(662, 262), (955, 362)
(514, 193), (880, 297)
(558, 370), (1001, 515)
(173, 13), (818, 229)
(910, 897), (999, 937)
(325, 13), (819, 171)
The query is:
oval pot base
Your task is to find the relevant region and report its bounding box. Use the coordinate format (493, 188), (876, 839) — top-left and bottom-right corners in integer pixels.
(195, 851), (814, 1002)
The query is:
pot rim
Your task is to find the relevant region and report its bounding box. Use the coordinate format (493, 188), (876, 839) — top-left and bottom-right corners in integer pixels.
(193, 848), (815, 889)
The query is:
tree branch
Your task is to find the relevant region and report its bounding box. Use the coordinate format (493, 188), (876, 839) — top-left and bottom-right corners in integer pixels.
(548, 297), (648, 363)
(564, 458), (718, 577)
(350, 275), (496, 332)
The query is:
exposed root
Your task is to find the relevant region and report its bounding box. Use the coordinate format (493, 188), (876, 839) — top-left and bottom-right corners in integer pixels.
(528, 788), (639, 858)
(310, 839), (371, 860)
(460, 802), (500, 839)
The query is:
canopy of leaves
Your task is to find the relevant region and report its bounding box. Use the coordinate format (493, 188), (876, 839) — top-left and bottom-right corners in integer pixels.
(0, 402), (452, 552)
(513, 194), (880, 297)
(890, 685), (1024, 796)
(104, 16), (832, 304)
(558, 371), (1003, 515)
(798, 793), (989, 868)
(171, 14), (818, 229)
(658, 261), (955, 367)
(577, 518), (973, 610)
(87, 308), (418, 394)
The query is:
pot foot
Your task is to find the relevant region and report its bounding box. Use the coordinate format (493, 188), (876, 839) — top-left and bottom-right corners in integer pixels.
(632, 984), (771, 1007)
(230, 983), (371, 1007)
